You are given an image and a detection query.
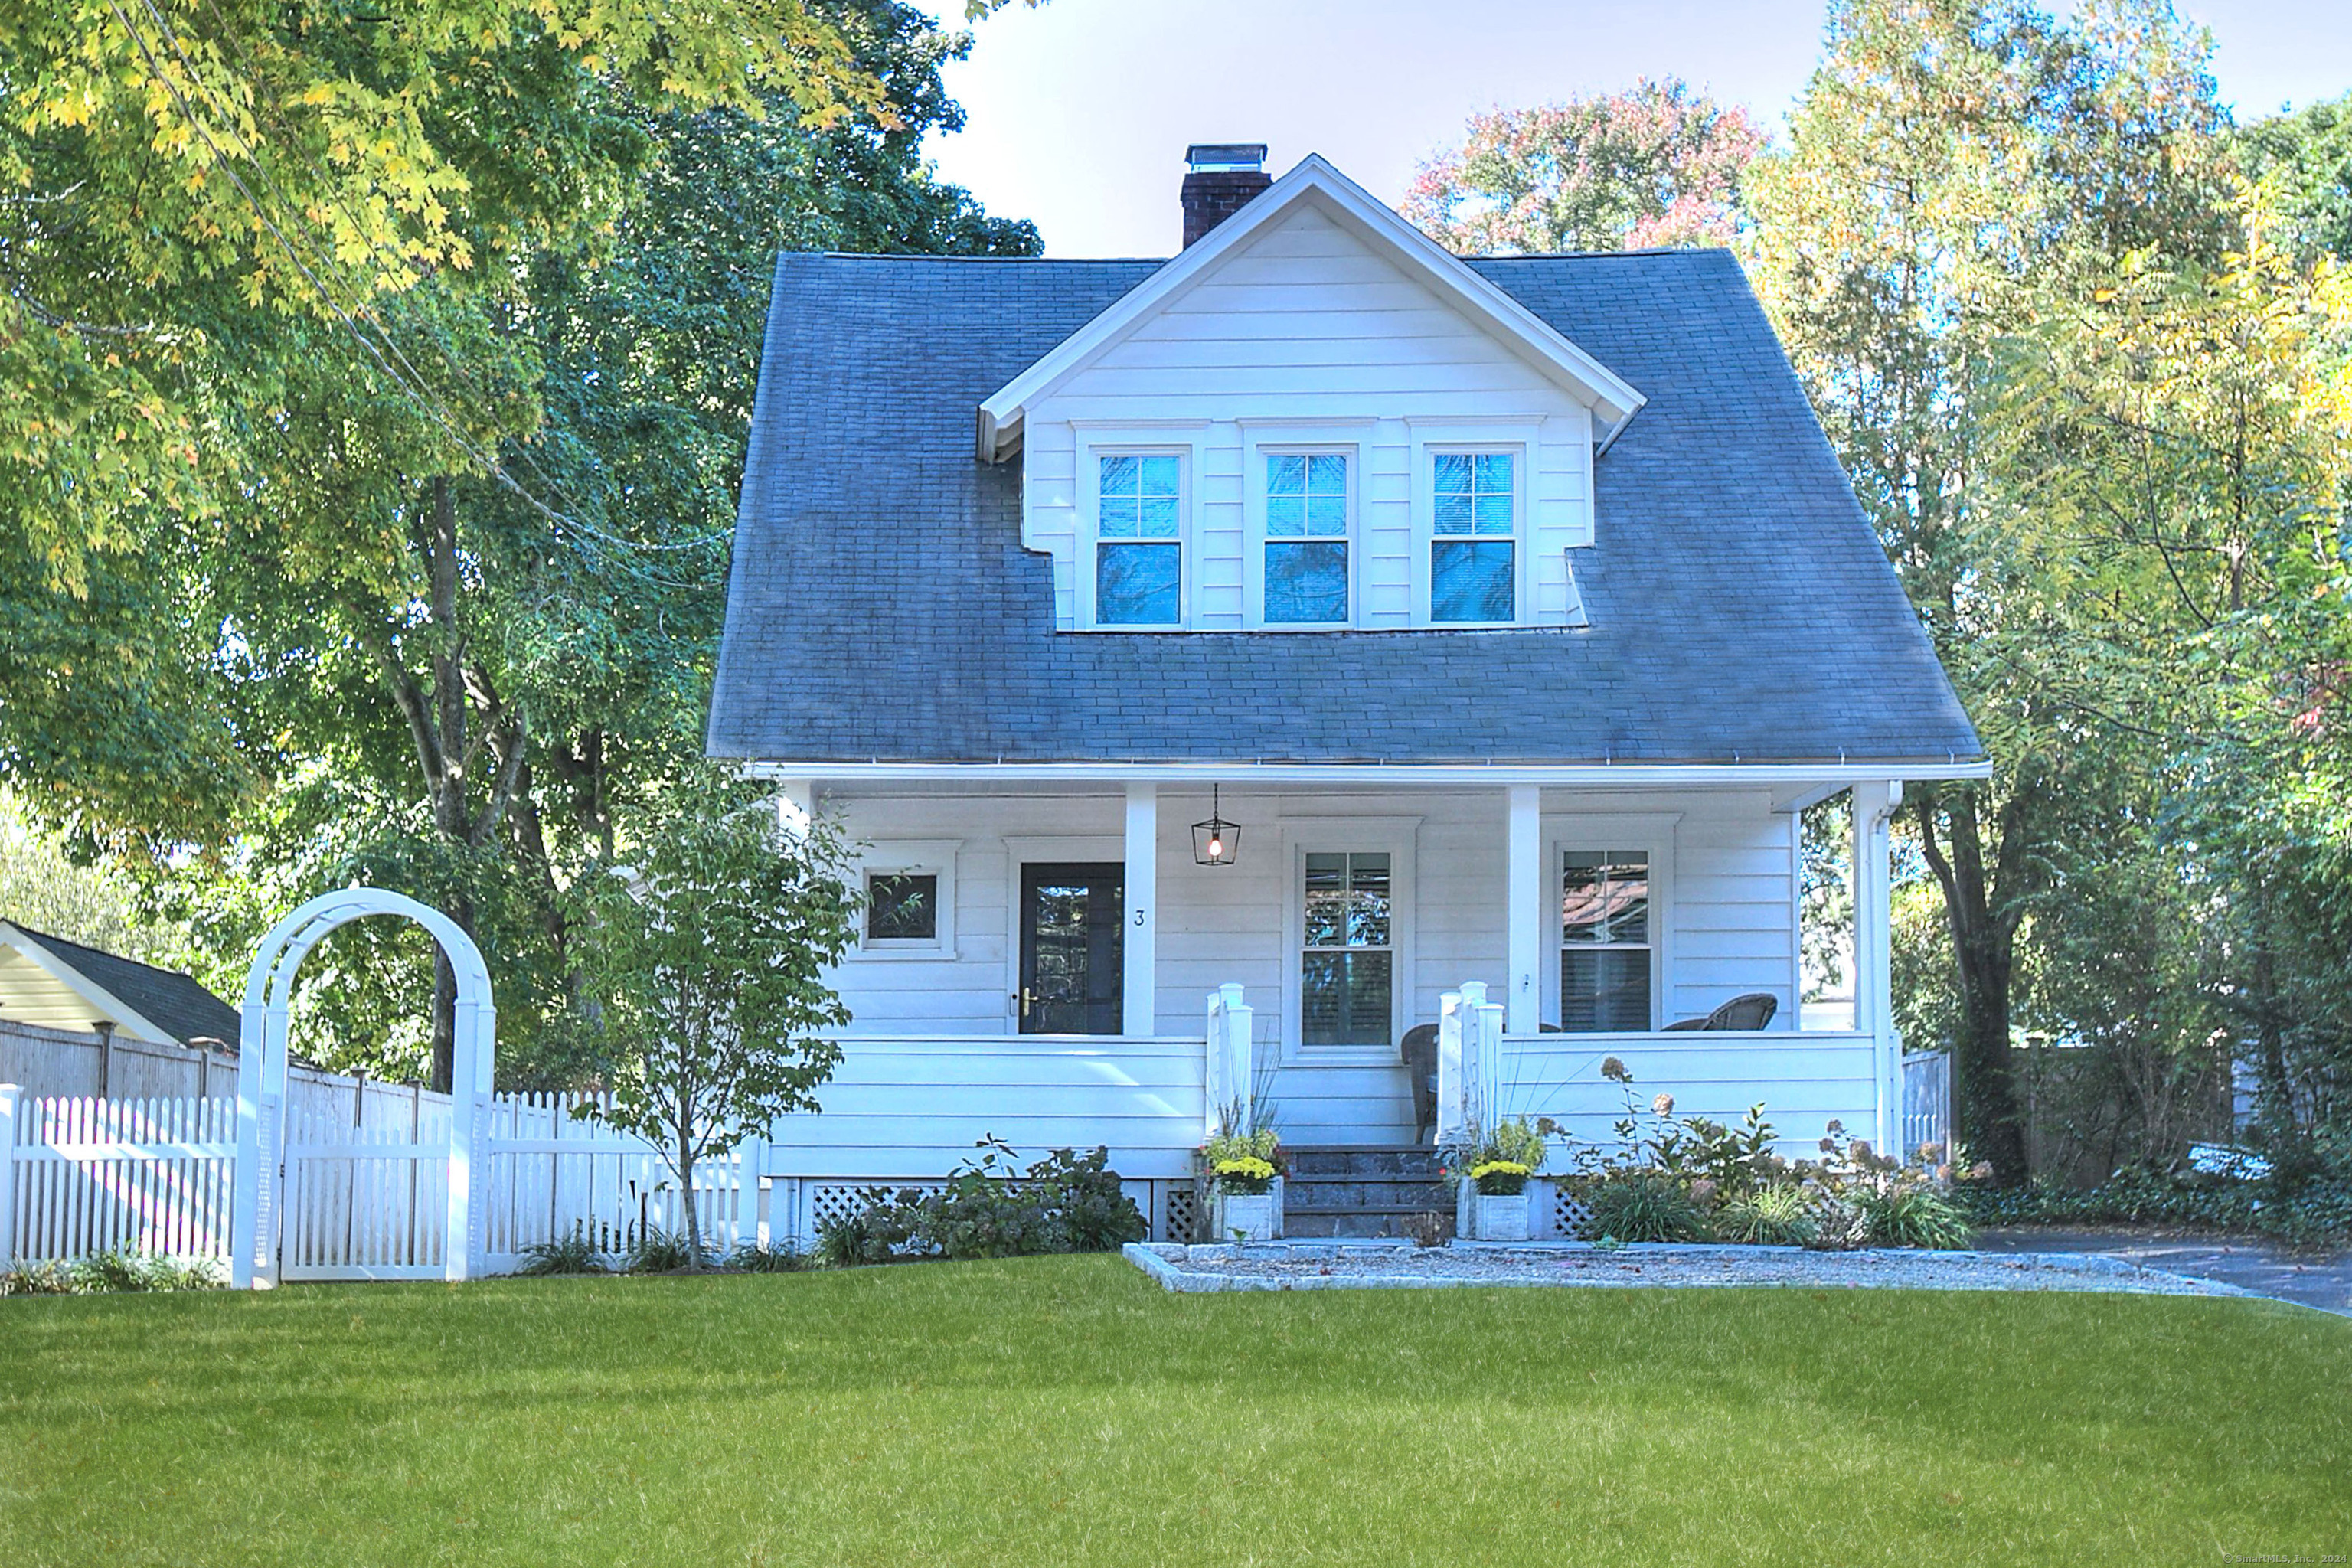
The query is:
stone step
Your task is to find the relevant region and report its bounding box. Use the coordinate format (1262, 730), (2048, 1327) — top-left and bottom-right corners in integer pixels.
(1282, 1210), (1452, 1240)
(1284, 1145), (1443, 1179)
(1282, 1179), (1448, 1214)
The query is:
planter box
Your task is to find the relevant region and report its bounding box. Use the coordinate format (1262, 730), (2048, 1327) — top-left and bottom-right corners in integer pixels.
(1474, 1191), (1531, 1243)
(1209, 1177), (1283, 1242)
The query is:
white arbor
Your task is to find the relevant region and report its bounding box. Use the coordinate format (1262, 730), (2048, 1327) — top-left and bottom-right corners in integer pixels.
(229, 888), (495, 1289)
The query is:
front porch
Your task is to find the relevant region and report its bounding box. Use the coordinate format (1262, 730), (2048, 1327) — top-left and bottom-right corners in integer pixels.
(757, 773), (1922, 1230)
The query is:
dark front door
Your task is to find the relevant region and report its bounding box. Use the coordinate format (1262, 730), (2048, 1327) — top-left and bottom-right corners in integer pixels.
(1019, 862), (1125, 1034)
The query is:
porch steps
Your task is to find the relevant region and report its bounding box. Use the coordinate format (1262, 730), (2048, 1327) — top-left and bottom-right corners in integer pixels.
(1282, 1145), (1449, 1240)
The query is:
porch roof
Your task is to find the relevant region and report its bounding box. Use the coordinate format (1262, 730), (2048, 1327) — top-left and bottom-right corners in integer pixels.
(708, 247), (1982, 769)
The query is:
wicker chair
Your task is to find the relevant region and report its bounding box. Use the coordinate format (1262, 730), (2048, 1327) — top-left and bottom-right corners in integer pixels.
(1400, 1024), (1439, 1144)
(1661, 992), (1780, 1032)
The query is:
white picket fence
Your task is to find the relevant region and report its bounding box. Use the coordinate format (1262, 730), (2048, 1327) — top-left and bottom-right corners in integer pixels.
(0, 1084), (762, 1276)
(1902, 1051), (1953, 1163)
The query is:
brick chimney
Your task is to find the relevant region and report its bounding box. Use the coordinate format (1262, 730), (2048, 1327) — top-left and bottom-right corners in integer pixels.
(1181, 143), (1271, 247)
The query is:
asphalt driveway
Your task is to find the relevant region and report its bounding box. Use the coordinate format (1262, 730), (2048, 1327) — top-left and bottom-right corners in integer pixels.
(1975, 1228), (2352, 1315)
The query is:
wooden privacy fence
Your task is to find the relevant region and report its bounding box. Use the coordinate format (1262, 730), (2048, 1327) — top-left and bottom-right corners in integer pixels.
(0, 1083), (763, 1276)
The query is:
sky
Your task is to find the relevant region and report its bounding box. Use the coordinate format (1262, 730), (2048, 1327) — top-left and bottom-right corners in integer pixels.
(911, 0), (2352, 256)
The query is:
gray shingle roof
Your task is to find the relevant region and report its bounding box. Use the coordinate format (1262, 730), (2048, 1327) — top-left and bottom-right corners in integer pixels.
(707, 247), (1981, 766)
(8, 925), (240, 1046)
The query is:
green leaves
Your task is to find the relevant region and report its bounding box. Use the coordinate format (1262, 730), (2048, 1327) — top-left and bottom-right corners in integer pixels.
(571, 773), (859, 1248)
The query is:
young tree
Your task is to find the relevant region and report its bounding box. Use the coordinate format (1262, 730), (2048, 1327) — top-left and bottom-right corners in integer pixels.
(1404, 79), (1765, 254)
(574, 780), (859, 1264)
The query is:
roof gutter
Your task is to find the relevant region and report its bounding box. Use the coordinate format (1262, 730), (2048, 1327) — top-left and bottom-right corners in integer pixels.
(737, 758), (1993, 787)
(1595, 405), (1638, 458)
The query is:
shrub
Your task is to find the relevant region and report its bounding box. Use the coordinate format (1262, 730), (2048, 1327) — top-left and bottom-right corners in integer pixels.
(1862, 1185), (1974, 1250)
(1714, 1184), (1819, 1246)
(1583, 1170), (1707, 1243)
(727, 1241), (811, 1273)
(2, 1250), (223, 1295)
(624, 1226), (710, 1274)
(828, 1139), (1147, 1265)
(1449, 1118), (1547, 1193)
(519, 1228), (608, 1276)
(1803, 1194), (1873, 1251)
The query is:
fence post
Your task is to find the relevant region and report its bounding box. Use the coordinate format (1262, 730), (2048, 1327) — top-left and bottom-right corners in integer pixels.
(1472, 991), (1505, 1128)
(1436, 990), (1465, 1145)
(0, 1084), (18, 1269)
(1204, 983), (1251, 1136)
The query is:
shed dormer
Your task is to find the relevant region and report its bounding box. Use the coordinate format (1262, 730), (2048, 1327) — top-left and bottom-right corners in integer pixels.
(977, 154), (1645, 634)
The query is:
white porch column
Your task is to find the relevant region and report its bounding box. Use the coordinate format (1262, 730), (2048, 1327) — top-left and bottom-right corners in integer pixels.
(1505, 785), (1544, 1037)
(1124, 784), (1158, 1037)
(1851, 781), (1902, 1155)
(773, 779), (814, 841)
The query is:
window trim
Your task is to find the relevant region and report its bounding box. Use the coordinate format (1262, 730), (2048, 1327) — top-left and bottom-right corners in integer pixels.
(1276, 816), (1420, 1064)
(1407, 420), (1539, 629)
(1543, 814), (1677, 1032)
(1240, 423), (1367, 629)
(1077, 434), (1197, 630)
(848, 840), (960, 961)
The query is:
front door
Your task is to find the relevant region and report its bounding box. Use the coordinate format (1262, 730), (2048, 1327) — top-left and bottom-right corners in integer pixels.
(1018, 862), (1125, 1034)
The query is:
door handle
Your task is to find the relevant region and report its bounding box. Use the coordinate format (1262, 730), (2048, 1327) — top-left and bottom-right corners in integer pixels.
(1019, 987), (1039, 1018)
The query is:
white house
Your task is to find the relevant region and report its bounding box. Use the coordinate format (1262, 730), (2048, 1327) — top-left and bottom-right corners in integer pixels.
(707, 147), (1986, 1242)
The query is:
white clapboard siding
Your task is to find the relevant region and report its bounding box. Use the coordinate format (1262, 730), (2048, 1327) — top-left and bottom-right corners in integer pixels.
(1023, 201), (1597, 632)
(1495, 1031), (1879, 1152)
(765, 1036), (1207, 1180)
(822, 786), (1805, 1147)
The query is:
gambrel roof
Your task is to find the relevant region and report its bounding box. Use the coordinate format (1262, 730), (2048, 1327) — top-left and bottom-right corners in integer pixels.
(707, 245), (1983, 769)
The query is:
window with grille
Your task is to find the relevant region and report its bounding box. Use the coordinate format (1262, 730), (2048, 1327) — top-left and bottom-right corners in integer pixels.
(1263, 452), (1349, 624)
(1560, 848), (1651, 1031)
(1095, 453), (1182, 625)
(1431, 450), (1515, 623)
(1302, 851), (1393, 1047)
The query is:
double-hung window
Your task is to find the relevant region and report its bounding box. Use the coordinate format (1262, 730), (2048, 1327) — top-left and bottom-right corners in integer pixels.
(1559, 849), (1651, 1031)
(1095, 453), (1182, 626)
(1263, 452), (1349, 624)
(1301, 851), (1393, 1047)
(1431, 451), (1516, 622)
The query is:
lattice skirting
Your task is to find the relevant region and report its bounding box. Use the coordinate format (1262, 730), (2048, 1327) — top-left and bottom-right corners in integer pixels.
(771, 1178), (1199, 1248)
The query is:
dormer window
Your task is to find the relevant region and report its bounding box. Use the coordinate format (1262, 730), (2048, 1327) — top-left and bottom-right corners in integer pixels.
(1431, 451), (1516, 623)
(1093, 453), (1184, 625)
(1263, 452), (1350, 624)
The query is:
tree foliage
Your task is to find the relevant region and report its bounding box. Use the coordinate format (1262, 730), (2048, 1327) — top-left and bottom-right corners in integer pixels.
(1405, 79), (1765, 254)
(572, 779), (858, 1263)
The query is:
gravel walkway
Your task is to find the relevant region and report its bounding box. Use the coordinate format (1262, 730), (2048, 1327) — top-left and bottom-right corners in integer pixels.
(1124, 1239), (2279, 1302)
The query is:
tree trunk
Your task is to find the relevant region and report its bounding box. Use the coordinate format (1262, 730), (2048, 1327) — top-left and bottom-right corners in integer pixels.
(1915, 784), (2034, 1183)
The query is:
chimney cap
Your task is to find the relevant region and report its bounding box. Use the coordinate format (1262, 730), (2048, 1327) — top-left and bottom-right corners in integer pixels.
(1186, 142), (1268, 173)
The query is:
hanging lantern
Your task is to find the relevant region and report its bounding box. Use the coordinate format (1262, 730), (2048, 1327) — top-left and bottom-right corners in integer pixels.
(1191, 784), (1242, 867)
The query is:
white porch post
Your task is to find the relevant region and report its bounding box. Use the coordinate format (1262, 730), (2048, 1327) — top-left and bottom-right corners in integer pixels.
(1505, 786), (1543, 1036)
(773, 779), (814, 840)
(1123, 784), (1158, 1038)
(1851, 781), (1902, 1156)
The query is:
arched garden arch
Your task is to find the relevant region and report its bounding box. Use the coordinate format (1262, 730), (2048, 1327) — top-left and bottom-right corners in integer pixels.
(228, 888), (495, 1289)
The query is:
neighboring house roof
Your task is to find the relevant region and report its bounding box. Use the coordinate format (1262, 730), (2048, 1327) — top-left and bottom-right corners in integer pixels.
(0, 922), (240, 1047)
(708, 245), (1983, 769)
(975, 155), (1645, 461)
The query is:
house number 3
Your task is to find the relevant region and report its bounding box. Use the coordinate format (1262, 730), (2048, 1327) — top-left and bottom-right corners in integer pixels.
(1133, 910), (1146, 926)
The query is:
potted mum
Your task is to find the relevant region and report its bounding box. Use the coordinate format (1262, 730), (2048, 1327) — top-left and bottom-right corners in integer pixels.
(1202, 1128), (1283, 1242)
(1463, 1119), (1545, 1241)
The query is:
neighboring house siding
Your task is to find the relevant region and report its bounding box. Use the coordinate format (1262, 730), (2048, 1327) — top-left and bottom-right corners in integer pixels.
(1021, 202), (1596, 632)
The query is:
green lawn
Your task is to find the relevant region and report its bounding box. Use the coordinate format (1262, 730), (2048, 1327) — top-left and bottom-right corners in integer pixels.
(1, 1257), (2344, 1566)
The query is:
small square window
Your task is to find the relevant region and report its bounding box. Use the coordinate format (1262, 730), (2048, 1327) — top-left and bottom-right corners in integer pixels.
(866, 872), (939, 943)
